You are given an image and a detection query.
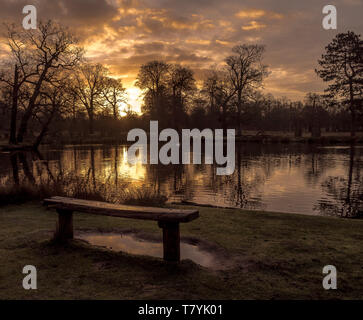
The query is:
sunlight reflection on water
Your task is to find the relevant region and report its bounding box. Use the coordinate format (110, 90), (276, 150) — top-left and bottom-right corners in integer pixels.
(0, 143), (362, 216)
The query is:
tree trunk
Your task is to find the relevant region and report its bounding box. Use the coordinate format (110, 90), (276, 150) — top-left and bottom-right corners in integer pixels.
(17, 77), (46, 143)
(9, 65), (19, 145)
(344, 143), (355, 217)
(89, 113), (94, 134)
(349, 80), (356, 137)
(88, 107), (94, 134)
(311, 99), (321, 138)
(236, 91), (242, 136)
(221, 104), (227, 135)
(17, 108), (32, 143)
(18, 152), (35, 184)
(113, 104), (118, 120)
(172, 87), (177, 130)
(33, 110), (55, 149)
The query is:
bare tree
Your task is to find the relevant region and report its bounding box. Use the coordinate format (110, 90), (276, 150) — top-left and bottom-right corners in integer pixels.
(204, 70), (237, 133)
(136, 61), (169, 119)
(72, 63), (108, 134)
(101, 77), (127, 120)
(0, 64), (20, 144)
(23, 68), (77, 148)
(1, 21), (83, 144)
(202, 69), (219, 116)
(0, 57), (37, 144)
(168, 64), (196, 130)
(225, 44), (268, 136)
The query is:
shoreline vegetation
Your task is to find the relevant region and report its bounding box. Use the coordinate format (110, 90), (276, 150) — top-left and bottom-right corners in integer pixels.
(171, 201), (362, 218)
(1, 202), (363, 299)
(0, 180), (168, 208)
(1, 131), (363, 151)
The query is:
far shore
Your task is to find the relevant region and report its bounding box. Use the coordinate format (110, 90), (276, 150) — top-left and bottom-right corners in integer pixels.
(1, 131), (363, 151)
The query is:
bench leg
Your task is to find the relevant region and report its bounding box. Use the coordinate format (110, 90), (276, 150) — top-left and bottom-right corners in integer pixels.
(54, 209), (73, 241)
(158, 222), (180, 262)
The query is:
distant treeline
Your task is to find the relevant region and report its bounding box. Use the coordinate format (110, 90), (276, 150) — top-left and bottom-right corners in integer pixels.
(0, 21), (361, 146)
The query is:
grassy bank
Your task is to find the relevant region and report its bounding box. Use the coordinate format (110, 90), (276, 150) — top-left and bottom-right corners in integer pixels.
(1, 202), (363, 299)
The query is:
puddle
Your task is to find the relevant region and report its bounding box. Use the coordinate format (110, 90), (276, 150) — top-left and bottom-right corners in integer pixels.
(78, 232), (221, 269)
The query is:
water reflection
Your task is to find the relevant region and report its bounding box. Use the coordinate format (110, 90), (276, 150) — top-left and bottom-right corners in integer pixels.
(78, 232), (218, 269)
(317, 145), (362, 218)
(0, 143), (362, 217)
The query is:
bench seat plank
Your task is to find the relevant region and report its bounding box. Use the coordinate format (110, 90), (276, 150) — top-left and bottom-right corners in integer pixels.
(43, 196), (199, 223)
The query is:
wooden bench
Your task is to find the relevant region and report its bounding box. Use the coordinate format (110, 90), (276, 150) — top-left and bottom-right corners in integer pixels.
(43, 196), (199, 262)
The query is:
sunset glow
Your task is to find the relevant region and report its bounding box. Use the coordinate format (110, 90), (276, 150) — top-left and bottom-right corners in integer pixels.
(0, 0), (362, 112)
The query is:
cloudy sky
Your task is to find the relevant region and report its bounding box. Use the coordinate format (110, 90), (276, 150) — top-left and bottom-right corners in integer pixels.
(1, 0), (362, 111)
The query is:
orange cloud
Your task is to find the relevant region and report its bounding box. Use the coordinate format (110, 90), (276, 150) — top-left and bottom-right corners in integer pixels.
(186, 39), (211, 45)
(215, 40), (233, 46)
(236, 9), (283, 20)
(236, 9), (266, 19)
(241, 21), (266, 30)
(170, 19), (214, 30)
(245, 36), (262, 42)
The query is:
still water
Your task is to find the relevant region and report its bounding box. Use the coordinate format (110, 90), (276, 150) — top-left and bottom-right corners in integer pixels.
(78, 232), (219, 269)
(0, 143), (362, 217)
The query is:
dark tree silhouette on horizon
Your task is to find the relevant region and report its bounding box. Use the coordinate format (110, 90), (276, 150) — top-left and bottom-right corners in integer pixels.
(72, 63), (108, 134)
(168, 64), (196, 131)
(316, 31), (363, 137)
(101, 77), (127, 120)
(226, 44), (269, 136)
(135, 60), (170, 123)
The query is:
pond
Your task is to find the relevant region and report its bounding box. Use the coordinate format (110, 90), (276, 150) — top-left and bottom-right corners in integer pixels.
(0, 143), (362, 217)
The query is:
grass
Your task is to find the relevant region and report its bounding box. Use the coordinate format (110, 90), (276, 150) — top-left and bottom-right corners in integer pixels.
(1, 202), (363, 299)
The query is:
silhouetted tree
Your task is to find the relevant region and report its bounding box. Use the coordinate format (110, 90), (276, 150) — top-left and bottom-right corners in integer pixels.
(201, 69), (220, 127)
(33, 76), (74, 148)
(225, 44), (269, 136)
(3, 21), (83, 144)
(101, 77), (127, 120)
(316, 31), (363, 137)
(210, 70), (237, 133)
(304, 93), (326, 138)
(136, 61), (169, 122)
(72, 63), (108, 134)
(168, 64), (196, 130)
(0, 64), (22, 144)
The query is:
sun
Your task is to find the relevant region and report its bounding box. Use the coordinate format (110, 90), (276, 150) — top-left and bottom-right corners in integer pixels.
(120, 86), (143, 116)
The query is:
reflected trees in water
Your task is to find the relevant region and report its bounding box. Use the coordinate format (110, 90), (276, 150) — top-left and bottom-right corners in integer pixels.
(318, 144), (362, 218)
(1, 144), (362, 216)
